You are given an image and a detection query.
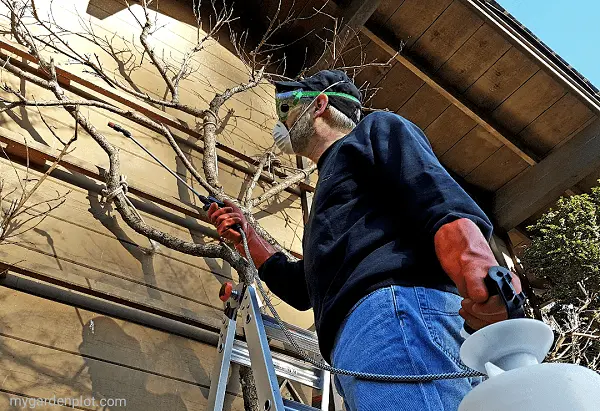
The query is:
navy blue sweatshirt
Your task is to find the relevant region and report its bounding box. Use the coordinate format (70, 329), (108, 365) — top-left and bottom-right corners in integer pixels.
(258, 112), (493, 362)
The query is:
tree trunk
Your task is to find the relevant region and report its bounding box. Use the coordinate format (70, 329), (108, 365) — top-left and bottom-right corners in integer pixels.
(239, 366), (260, 411)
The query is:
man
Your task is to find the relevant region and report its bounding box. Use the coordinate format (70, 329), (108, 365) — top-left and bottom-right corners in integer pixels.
(208, 70), (521, 410)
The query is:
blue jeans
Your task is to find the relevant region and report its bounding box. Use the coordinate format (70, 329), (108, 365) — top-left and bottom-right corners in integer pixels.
(332, 286), (481, 411)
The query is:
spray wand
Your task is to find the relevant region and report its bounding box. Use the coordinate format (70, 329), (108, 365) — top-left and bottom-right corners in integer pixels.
(107, 122), (241, 231)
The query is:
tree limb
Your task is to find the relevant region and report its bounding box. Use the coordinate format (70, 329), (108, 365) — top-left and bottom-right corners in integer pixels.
(0, 70), (294, 259)
(172, 0), (237, 90)
(203, 66), (267, 189)
(201, 108), (221, 189)
(249, 163), (317, 209)
(209, 65), (266, 113)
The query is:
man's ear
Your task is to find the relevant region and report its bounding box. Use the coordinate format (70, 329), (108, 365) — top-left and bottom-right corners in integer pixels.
(313, 93), (329, 118)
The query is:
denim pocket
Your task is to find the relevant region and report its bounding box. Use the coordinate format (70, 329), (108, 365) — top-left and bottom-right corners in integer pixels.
(415, 287), (468, 369)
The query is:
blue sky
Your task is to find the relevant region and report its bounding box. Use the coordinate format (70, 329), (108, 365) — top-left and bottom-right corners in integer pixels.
(498, 0), (600, 89)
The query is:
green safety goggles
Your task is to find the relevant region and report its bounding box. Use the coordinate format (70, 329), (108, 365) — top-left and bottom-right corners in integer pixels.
(275, 89), (361, 122)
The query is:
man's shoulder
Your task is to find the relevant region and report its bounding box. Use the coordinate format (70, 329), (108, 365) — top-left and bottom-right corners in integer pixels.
(350, 111), (432, 155)
(349, 111), (415, 143)
(361, 111), (409, 125)
(337, 112), (419, 156)
(354, 111), (414, 136)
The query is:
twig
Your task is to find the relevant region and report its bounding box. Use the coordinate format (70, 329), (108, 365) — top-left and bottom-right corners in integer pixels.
(11, 121), (77, 219)
(0, 120), (74, 242)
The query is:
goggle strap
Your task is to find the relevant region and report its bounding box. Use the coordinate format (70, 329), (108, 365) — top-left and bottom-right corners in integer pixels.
(275, 90), (360, 105)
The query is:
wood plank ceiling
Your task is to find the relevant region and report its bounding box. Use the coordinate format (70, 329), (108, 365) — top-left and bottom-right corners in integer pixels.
(352, 0), (596, 192)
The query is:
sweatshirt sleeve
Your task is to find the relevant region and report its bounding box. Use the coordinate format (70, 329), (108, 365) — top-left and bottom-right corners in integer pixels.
(369, 112), (493, 240)
(257, 252), (312, 311)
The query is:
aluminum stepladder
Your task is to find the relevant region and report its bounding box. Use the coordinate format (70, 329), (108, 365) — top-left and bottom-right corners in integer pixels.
(207, 282), (343, 411)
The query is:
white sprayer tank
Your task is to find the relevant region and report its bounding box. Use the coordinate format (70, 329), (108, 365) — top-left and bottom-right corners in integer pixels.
(459, 318), (600, 411)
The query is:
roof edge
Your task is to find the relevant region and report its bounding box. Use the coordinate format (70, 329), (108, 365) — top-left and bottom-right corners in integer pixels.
(487, 1), (599, 95)
(461, 0), (600, 114)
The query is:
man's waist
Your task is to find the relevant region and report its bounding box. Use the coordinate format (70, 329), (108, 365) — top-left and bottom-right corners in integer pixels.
(313, 274), (457, 362)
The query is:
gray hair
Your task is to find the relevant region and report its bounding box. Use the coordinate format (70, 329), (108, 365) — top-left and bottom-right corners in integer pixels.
(292, 101), (357, 131)
(327, 105), (357, 131)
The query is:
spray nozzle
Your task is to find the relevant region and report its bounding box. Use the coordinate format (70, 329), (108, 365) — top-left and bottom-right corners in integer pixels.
(462, 267), (527, 336)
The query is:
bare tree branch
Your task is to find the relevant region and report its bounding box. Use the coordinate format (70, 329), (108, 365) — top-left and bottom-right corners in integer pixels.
(243, 151), (273, 207)
(158, 123), (214, 194)
(172, 1), (237, 90)
(0, 112), (74, 242)
(34, 0), (209, 118)
(138, 0), (178, 101)
(0, 0), (255, 276)
(209, 65), (267, 113)
(0, 62), (293, 260)
(200, 108), (221, 189)
(249, 163), (317, 209)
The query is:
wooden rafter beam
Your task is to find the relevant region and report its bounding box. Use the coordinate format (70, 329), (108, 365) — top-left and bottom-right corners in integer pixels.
(312, 0), (383, 72)
(457, 0), (600, 116)
(493, 118), (600, 231)
(339, 0), (384, 34)
(308, 0), (535, 165)
(361, 26), (538, 166)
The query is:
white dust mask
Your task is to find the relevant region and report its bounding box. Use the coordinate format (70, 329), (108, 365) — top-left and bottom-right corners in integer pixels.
(272, 121), (294, 154)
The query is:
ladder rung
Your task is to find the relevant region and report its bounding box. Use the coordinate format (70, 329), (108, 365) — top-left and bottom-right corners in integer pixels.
(231, 339), (325, 389)
(283, 398), (321, 411)
(262, 314), (321, 356)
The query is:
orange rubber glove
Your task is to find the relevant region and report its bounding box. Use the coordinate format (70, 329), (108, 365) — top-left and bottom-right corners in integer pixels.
(434, 218), (523, 331)
(207, 199), (276, 268)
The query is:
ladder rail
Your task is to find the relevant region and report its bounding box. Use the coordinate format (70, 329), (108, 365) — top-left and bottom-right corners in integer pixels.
(240, 285), (286, 410)
(320, 371), (331, 411)
(207, 315), (237, 410)
(208, 284), (340, 411)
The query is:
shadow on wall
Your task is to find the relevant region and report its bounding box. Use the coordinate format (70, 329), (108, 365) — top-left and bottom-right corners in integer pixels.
(87, 190), (163, 301)
(79, 316), (189, 411)
(0, 324), (96, 400)
(79, 316), (241, 410)
(174, 137), (232, 285)
(0, 78), (47, 145)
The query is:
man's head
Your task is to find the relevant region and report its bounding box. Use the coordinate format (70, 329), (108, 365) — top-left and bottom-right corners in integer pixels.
(273, 70), (362, 157)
